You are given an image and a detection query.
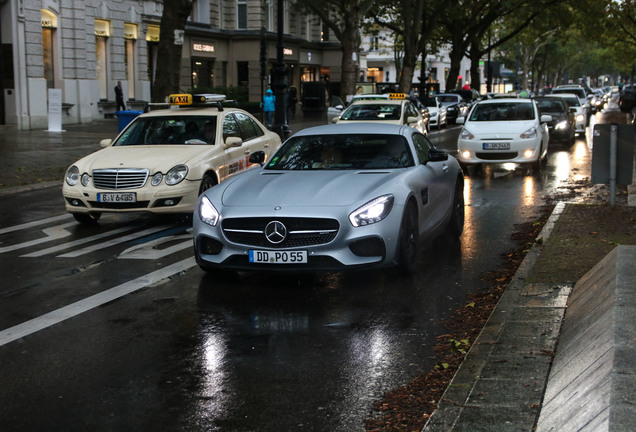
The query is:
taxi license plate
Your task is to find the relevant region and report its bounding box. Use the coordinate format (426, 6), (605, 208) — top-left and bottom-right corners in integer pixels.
(483, 142), (510, 150)
(97, 192), (136, 203)
(249, 250), (308, 264)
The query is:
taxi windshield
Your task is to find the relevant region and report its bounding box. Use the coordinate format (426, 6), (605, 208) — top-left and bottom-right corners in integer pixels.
(265, 134), (414, 170)
(340, 104), (401, 121)
(113, 116), (217, 146)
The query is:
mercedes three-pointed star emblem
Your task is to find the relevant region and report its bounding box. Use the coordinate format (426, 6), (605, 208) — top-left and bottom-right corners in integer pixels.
(264, 220), (287, 244)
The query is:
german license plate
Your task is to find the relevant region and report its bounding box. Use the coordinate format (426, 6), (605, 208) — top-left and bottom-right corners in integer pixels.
(483, 142), (510, 150)
(97, 192), (136, 203)
(249, 250), (308, 264)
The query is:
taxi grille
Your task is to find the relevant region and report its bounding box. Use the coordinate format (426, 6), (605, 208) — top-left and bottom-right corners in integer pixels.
(222, 217), (339, 248)
(92, 169), (149, 190)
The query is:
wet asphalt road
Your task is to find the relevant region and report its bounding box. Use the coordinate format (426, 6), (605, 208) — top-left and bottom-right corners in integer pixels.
(0, 121), (596, 431)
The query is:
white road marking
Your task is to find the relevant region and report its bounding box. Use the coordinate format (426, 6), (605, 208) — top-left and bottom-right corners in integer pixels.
(0, 222), (76, 254)
(0, 214), (72, 235)
(0, 257), (196, 347)
(118, 234), (193, 259)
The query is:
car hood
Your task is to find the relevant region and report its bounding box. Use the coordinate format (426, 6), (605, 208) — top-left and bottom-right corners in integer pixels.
(464, 120), (537, 136)
(73, 145), (214, 171)
(220, 169), (397, 207)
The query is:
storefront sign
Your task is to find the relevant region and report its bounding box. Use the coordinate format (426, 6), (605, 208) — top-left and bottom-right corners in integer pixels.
(146, 25), (160, 42)
(193, 43), (215, 53)
(124, 23), (138, 40)
(41, 10), (57, 29)
(94, 20), (110, 37)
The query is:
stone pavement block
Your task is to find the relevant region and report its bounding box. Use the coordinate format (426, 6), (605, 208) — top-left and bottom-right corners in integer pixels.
(451, 404), (539, 432)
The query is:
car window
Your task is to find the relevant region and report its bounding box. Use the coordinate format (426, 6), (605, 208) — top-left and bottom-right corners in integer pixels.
(341, 104), (401, 121)
(223, 114), (241, 141)
(234, 112), (264, 141)
(412, 133), (433, 163)
(265, 134), (414, 170)
(469, 102), (535, 121)
(114, 115), (215, 146)
(405, 102), (418, 118)
(535, 99), (565, 112)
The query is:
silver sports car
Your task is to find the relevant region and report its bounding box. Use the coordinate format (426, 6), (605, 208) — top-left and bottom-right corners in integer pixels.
(192, 123), (464, 273)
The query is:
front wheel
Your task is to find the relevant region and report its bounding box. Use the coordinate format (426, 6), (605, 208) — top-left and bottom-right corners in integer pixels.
(199, 174), (217, 195)
(447, 180), (465, 237)
(397, 204), (419, 274)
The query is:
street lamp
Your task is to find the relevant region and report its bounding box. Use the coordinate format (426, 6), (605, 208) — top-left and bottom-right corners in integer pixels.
(270, 0), (290, 139)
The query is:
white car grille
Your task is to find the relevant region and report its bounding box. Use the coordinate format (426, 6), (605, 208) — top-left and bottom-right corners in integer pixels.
(92, 168), (149, 190)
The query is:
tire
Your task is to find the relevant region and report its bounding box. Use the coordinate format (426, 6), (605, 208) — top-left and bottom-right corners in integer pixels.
(72, 212), (101, 224)
(447, 180), (465, 237)
(397, 203), (419, 274)
(199, 173), (217, 195)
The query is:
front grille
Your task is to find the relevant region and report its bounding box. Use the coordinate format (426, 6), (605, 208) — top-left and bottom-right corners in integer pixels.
(476, 152), (518, 161)
(92, 169), (149, 190)
(222, 217), (339, 248)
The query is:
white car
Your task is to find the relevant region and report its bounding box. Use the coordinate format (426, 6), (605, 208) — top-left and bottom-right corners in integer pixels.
(423, 97), (447, 129)
(333, 97), (428, 135)
(456, 98), (550, 170)
(63, 94), (282, 223)
(543, 93), (587, 136)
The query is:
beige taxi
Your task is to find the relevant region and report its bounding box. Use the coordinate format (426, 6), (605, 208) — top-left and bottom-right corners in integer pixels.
(63, 94), (281, 223)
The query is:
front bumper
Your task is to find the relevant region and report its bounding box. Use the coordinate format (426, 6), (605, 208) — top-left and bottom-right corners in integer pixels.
(458, 137), (542, 164)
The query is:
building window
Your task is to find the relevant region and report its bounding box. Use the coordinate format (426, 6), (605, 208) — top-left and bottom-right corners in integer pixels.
(237, 0), (247, 29)
(321, 21), (329, 42)
(94, 19), (111, 100)
(191, 0), (210, 24)
(192, 59), (215, 89)
(267, 0), (274, 31)
(370, 35), (379, 52)
(146, 25), (160, 89)
(41, 9), (58, 90)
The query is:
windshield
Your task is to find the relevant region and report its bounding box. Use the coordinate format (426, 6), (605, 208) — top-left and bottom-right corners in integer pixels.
(114, 116), (216, 146)
(436, 95), (459, 104)
(423, 98), (438, 107)
(468, 102), (535, 121)
(535, 99), (565, 113)
(551, 96), (580, 107)
(265, 134), (414, 170)
(340, 103), (401, 121)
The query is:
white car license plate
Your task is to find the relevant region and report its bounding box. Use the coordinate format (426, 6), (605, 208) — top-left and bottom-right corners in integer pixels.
(249, 250), (308, 264)
(483, 142), (510, 150)
(97, 192), (136, 203)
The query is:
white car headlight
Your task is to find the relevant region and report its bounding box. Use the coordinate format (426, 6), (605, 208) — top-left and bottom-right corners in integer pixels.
(520, 127), (538, 139)
(555, 120), (568, 130)
(460, 128), (475, 140)
(65, 165), (80, 186)
(576, 114), (584, 122)
(81, 173), (91, 187)
(349, 194), (394, 227)
(151, 172), (163, 186)
(199, 196), (220, 226)
(165, 165), (188, 185)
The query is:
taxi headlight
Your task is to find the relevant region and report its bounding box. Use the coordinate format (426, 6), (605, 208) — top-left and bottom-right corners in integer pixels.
(520, 127), (537, 139)
(65, 165), (80, 186)
(555, 120), (568, 130)
(81, 173), (91, 187)
(576, 114), (584, 122)
(151, 172), (163, 186)
(349, 194), (394, 227)
(165, 165), (188, 185)
(199, 196), (220, 226)
(460, 128), (475, 140)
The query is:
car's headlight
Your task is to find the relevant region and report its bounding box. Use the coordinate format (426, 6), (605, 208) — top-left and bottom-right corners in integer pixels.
(165, 165), (188, 185)
(520, 127), (538, 139)
(349, 194), (394, 227)
(81, 173), (91, 187)
(555, 120), (568, 130)
(199, 196), (220, 226)
(460, 128), (475, 140)
(65, 165), (80, 186)
(151, 172), (163, 186)
(576, 114), (584, 122)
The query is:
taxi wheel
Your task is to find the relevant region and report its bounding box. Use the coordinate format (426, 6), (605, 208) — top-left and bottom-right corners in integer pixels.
(72, 212), (101, 224)
(397, 203), (419, 274)
(199, 174), (218, 195)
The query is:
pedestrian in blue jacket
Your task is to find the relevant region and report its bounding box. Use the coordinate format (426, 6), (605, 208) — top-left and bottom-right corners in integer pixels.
(261, 89), (276, 128)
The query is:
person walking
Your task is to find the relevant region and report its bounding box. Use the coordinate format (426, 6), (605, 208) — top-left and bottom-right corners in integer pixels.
(114, 81), (126, 111)
(260, 88), (275, 128)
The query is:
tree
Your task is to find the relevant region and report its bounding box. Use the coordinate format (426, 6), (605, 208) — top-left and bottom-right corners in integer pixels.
(295, 0), (375, 98)
(151, 0), (193, 103)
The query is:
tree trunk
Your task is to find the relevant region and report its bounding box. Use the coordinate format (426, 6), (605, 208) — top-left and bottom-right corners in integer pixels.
(151, 0), (193, 103)
(339, 21), (360, 99)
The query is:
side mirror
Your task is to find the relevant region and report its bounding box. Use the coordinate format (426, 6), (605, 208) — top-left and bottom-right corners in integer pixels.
(427, 148), (449, 163)
(249, 151), (266, 166)
(540, 114), (552, 123)
(224, 136), (243, 148)
(100, 139), (113, 148)
(406, 116), (420, 124)
(456, 117), (465, 125)
(331, 116), (340, 123)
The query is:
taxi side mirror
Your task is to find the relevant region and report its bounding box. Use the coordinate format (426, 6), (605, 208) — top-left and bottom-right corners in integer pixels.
(407, 116), (420, 124)
(100, 139), (113, 148)
(249, 151), (266, 166)
(224, 136), (243, 148)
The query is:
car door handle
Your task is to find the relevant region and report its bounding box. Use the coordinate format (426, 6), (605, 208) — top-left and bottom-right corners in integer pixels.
(442, 165), (449, 173)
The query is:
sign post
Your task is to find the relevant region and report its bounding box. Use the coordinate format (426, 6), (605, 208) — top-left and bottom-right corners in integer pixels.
(47, 88), (63, 132)
(591, 123), (635, 206)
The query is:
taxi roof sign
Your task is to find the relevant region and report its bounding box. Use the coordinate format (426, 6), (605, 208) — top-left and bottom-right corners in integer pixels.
(169, 94), (193, 105)
(389, 93), (407, 99)
(168, 93), (226, 106)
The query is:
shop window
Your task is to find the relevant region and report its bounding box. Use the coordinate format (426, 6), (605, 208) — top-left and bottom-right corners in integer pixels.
(124, 23), (137, 99)
(146, 25), (160, 89)
(192, 59), (215, 89)
(41, 10), (58, 89)
(95, 19), (111, 100)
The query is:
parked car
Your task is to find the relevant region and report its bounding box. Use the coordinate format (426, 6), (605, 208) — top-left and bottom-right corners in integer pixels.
(333, 98), (428, 135)
(619, 84), (636, 114)
(63, 94), (282, 224)
(543, 93), (587, 136)
(423, 96), (447, 129)
(456, 98), (550, 170)
(193, 123), (465, 274)
(405, 95), (431, 132)
(533, 96), (576, 144)
(435, 93), (470, 123)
